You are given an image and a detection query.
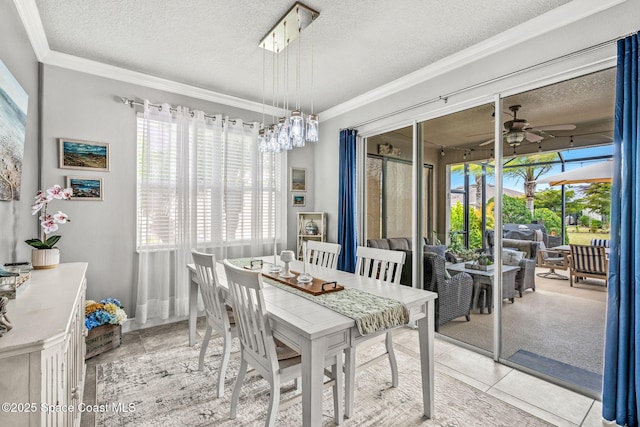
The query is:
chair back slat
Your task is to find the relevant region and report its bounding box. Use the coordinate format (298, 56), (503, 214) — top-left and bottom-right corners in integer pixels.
(223, 260), (279, 374)
(306, 241), (341, 269)
(570, 244), (607, 273)
(590, 238), (610, 248)
(191, 250), (228, 330)
(355, 246), (406, 285)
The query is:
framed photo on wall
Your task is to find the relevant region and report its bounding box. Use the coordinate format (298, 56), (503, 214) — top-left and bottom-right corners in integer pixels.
(291, 194), (306, 207)
(290, 167), (306, 192)
(59, 138), (110, 171)
(66, 176), (103, 200)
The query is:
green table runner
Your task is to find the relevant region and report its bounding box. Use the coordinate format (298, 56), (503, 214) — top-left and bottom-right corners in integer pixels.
(229, 258), (409, 336)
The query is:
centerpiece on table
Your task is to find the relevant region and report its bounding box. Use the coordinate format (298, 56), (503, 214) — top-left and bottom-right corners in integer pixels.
(465, 253), (494, 271)
(24, 184), (73, 269)
(84, 298), (127, 359)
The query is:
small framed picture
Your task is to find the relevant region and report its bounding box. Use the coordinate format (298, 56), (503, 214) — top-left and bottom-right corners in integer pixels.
(66, 176), (103, 200)
(59, 138), (110, 171)
(291, 194), (306, 207)
(290, 167), (307, 192)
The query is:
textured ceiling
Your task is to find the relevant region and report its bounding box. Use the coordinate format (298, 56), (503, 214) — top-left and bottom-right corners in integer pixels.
(33, 0), (573, 114)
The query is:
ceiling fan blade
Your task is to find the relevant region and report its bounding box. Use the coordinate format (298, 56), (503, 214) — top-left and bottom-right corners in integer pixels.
(533, 124), (576, 131)
(524, 132), (544, 143)
(479, 138), (494, 146)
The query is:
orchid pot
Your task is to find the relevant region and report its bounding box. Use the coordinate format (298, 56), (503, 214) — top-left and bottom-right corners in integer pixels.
(25, 185), (73, 269)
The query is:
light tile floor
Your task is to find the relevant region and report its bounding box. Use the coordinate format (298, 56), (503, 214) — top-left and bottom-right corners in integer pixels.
(426, 334), (602, 427)
(82, 320), (604, 426)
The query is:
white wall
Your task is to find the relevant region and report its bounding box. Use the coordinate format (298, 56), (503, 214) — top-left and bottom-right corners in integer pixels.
(0, 1), (40, 264)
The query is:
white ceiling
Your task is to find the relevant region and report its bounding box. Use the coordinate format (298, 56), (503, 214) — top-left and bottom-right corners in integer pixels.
(30, 0), (576, 116)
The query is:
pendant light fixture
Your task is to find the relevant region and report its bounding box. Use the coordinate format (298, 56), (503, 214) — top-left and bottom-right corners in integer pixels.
(258, 2), (320, 154)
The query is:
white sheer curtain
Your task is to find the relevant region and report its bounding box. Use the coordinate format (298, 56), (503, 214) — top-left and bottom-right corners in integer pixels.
(135, 100), (280, 325)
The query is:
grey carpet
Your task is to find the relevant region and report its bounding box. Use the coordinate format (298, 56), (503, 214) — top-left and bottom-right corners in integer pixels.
(95, 336), (553, 426)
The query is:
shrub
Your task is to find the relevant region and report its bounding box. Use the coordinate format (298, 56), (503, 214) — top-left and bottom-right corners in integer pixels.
(579, 215), (590, 227)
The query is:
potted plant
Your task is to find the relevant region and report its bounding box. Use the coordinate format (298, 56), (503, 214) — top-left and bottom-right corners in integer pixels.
(25, 184), (73, 269)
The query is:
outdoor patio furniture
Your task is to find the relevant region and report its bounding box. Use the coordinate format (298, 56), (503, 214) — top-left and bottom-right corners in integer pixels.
(423, 253), (473, 330)
(536, 241), (570, 281)
(590, 238), (610, 248)
(569, 244), (609, 287)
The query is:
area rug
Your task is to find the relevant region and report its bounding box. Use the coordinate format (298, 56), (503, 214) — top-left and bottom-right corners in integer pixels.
(95, 337), (553, 426)
(508, 349), (602, 394)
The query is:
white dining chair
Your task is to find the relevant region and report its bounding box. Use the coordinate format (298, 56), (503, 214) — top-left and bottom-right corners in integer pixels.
(191, 249), (237, 398)
(345, 245), (406, 418)
(305, 240), (342, 269)
(223, 259), (343, 426)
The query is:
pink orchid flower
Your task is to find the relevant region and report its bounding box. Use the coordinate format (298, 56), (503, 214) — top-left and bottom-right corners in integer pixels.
(41, 218), (59, 233)
(53, 211), (69, 224)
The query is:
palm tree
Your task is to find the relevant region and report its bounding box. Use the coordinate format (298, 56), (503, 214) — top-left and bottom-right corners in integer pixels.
(503, 153), (556, 214)
(450, 162), (494, 209)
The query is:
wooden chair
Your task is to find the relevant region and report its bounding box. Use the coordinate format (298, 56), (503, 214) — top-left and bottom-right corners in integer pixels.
(305, 240), (341, 269)
(345, 246), (406, 417)
(569, 244), (609, 287)
(191, 249), (237, 398)
(222, 260), (343, 426)
(536, 241), (570, 280)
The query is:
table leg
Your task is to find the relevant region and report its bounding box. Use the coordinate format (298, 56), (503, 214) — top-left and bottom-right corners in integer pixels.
(301, 336), (327, 427)
(189, 270), (198, 347)
(418, 300), (435, 419)
(344, 346), (356, 418)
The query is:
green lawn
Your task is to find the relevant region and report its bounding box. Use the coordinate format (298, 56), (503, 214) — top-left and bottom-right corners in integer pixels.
(566, 227), (610, 245)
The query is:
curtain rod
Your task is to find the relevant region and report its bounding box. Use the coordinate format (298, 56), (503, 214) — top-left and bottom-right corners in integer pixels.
(349, 34), (630, 130)
(120, 97), (257, 129)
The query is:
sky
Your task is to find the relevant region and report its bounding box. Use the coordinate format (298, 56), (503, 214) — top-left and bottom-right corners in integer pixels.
(450, 145), (614, 193)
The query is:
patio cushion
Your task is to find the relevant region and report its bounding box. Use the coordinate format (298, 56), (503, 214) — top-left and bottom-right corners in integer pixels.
(503, 249), (525, 266)
(590, 238), (610, 248)
(424, 245), (447, 258)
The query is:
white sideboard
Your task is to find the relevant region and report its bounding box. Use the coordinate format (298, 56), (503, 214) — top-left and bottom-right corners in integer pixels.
(0, 263), (87, 427)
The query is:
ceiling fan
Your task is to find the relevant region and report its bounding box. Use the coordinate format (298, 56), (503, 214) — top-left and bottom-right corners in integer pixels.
(479, 105), (576, 148)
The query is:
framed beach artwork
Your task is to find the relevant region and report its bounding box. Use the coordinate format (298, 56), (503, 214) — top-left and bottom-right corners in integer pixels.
(66, 176), (103, 200)
(290, 167), (306, 192)
(291, 194), (306, 207)
(59, 138), (110, 171)
(0, 58), (29, 201)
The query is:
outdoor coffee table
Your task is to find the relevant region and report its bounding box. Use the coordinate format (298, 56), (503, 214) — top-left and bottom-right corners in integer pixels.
(446, 263), (520, 314)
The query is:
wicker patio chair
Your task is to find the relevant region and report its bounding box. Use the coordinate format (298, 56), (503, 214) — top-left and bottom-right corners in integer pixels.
(423, 253), (474, 331)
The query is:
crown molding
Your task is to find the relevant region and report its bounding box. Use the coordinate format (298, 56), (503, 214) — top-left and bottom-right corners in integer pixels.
(42, 50), (282, 116)
(13, 0), (49, 60)
(319, 0), (627, 121)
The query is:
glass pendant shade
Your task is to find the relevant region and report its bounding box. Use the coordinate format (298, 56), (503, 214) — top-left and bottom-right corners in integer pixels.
(268, 125), (281, 153)
(306, 114), (319, 142)
(258, 129), (268, 153)
(277, 117), (293, 150)
(290, 110), (305, 147)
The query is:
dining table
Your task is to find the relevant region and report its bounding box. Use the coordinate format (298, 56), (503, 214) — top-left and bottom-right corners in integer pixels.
(187, 255), (438, 427)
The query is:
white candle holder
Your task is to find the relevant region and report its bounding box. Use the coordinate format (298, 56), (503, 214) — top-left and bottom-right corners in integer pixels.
(279, 250), (295, 278)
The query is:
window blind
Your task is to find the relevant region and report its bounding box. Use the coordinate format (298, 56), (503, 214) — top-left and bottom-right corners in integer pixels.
(136, 111), (280, 251)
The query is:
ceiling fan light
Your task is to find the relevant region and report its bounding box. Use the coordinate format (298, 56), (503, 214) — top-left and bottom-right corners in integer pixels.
(505, 131), (525, 146)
